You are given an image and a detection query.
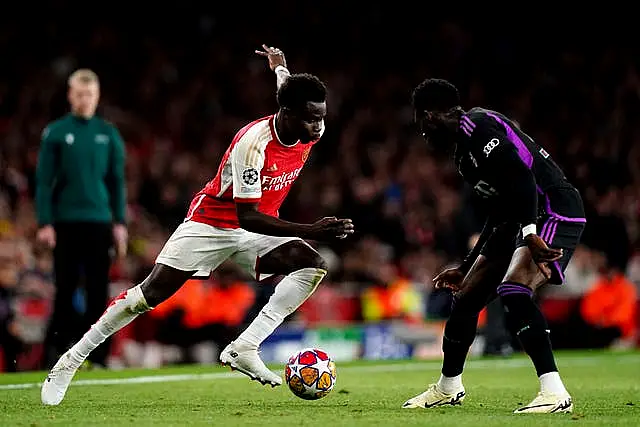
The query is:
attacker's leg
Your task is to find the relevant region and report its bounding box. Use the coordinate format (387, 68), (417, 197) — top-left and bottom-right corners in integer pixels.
(220, 239), (327, 386)
(41, 264), (194, 406)
(235, 240), (327, 348)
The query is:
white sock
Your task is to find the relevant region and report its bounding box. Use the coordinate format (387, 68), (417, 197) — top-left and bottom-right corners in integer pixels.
(437, 373), (463, 394)
(68, 285), (151, 369)
(235, 267), (326, 350)
(539, 371), (568, 395)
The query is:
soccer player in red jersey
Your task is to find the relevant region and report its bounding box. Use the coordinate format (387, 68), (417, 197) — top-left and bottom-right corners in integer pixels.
(42, 46), (354, 405)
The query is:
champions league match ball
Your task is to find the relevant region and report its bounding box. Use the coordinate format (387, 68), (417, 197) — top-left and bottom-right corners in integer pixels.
(284, 348), (337, 400)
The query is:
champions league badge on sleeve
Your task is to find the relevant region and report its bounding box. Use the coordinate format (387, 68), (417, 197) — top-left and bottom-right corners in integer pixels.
(242, 168), (259, 186)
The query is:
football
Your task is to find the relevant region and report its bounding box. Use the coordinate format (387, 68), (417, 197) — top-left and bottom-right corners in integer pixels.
(284, 348), (337, 400)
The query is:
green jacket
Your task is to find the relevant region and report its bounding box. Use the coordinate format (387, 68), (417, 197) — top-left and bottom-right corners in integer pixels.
(35, 114), (126, 226)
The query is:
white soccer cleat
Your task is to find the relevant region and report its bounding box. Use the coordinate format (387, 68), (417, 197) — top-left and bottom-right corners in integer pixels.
(41, 351), (79, 406)
(402, 383), (466, 409)
(219, 341), (282, 387)
(514, 391), (573, 414)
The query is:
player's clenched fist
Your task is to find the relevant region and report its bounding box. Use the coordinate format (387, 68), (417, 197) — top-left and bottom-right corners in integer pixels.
(307, 217), (355, 241)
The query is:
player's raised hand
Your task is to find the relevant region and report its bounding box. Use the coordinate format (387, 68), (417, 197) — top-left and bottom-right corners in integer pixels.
(433, 267), (465, 291)
(255, 44), (287, 71)
(308, 216), (355, 241)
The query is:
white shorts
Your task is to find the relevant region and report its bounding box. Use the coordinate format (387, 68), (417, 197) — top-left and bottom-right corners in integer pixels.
(155, 220), (306, 280)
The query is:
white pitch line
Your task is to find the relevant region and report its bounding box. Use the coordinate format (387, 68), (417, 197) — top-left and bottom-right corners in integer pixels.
(0, 353), (637, 391)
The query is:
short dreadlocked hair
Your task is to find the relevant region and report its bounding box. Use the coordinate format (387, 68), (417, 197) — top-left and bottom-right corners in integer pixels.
(277, 73), (327, 111)
(412, 78), (460, 113)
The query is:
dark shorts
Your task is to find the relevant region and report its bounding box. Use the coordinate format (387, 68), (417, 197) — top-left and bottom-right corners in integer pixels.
(480, 215), (586, 285)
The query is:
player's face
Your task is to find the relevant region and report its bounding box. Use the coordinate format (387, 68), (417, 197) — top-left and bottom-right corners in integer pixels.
(414, 109), (456, 151)
(68, 81), (100, 118)
(291, 101), (326, 143)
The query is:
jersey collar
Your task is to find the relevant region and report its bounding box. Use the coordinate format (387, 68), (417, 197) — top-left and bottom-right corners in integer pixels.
(271, 114), (299, 147)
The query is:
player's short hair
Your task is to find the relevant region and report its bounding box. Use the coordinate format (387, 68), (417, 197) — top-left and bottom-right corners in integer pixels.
(277, 73), (327, 111)
(68, 69), (99, 86)
(412, 78), (460, 112)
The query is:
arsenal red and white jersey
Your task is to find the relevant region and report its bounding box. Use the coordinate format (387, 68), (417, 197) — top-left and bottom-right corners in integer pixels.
(186, 115), (320, 229)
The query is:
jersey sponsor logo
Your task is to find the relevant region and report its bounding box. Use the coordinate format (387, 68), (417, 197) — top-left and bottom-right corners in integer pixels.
(473, 180), (499, 198)
(539, 148), (550, 159)
(241, 168), (259, 186)
(483, 138), (500, 157)
(262, 167), (303, 191)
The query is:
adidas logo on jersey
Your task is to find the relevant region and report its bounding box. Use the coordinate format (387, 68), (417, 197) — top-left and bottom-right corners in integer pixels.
(267, 164), (278, 172)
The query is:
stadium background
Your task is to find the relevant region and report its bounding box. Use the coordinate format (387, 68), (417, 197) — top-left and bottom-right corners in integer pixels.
(0, 7), (638, 371)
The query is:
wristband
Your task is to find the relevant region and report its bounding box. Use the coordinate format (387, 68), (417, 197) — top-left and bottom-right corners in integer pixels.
(522, 224), (537, 238)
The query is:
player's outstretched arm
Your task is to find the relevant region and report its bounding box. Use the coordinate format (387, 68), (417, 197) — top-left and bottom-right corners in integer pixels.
(236, 202), (354, 242)
(256, 44), (290, 88)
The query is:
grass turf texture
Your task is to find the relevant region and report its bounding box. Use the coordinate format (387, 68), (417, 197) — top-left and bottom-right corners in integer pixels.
(0, 350), (638, 426)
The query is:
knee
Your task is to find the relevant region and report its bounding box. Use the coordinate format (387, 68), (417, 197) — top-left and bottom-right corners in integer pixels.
(139, 271), (177, 307)
(289, 244), (328, 272)
(139, 281), (165, 308)
(308, 253), (328, 272)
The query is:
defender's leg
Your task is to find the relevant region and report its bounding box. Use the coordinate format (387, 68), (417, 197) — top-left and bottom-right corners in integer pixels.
(501, 246), (575, 414)
(403, 253), (511, 409)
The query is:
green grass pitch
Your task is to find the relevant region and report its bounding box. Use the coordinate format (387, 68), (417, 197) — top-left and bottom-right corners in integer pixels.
(0, 350), (638, 426)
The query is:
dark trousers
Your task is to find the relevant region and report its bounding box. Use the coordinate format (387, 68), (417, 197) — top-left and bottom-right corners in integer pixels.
(44, 222), (113, 368)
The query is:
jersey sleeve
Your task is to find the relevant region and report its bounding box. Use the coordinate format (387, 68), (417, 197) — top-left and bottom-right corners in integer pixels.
(468, 114), (538, 227)
(230, 132), (266, 203)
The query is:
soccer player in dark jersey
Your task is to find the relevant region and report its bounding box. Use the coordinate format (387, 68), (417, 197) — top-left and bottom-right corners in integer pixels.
(402, 79), (585, 414)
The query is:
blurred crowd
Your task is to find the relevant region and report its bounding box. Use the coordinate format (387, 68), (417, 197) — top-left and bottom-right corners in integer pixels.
(1, 9), (639, 369)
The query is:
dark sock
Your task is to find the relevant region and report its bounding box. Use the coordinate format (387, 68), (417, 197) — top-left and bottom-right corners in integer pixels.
(498, 282), (558, 376)
(441, 297), (479, 377)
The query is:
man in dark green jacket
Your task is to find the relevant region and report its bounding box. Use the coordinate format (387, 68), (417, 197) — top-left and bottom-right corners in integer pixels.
(36, 69), (127, 368)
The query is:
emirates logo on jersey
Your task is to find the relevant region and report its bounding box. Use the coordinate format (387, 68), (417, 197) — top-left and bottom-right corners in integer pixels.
(262, 167), (303, 192)
(302, 147), (311, 162)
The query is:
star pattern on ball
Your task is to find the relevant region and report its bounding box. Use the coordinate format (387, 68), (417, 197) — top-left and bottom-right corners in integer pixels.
(285, 348), (336, 400)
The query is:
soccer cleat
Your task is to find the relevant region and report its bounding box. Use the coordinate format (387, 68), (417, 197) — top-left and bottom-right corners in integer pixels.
(514, 391), (573, 414)
(402, 383), (466, 409)
(219, 342), (282, 387)
(41, 351), (79, 406)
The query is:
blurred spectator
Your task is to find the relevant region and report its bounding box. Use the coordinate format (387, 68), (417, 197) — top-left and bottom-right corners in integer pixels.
(579, 269), (638, 347)
(0, 237), (21, 371)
